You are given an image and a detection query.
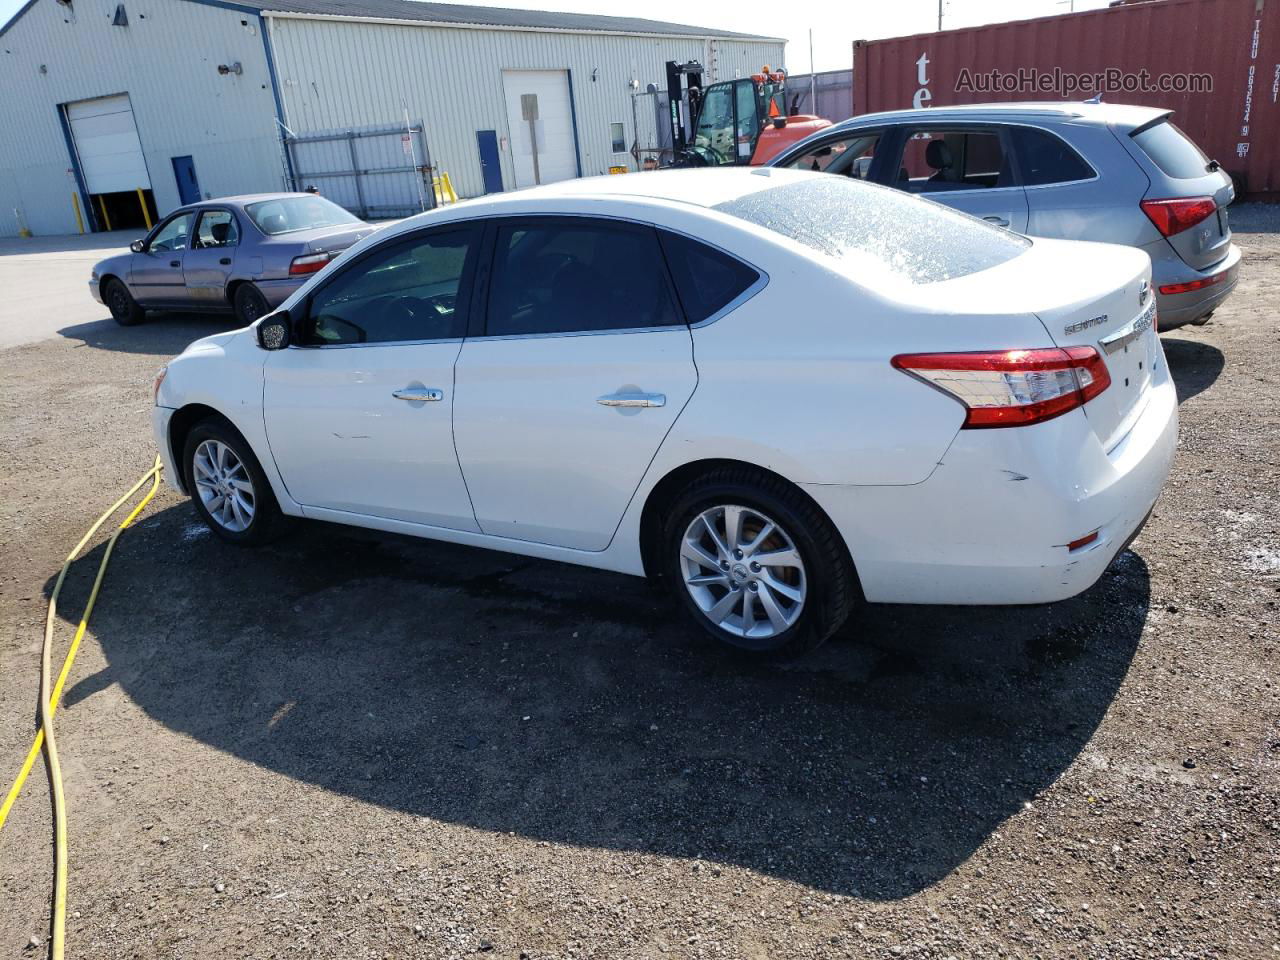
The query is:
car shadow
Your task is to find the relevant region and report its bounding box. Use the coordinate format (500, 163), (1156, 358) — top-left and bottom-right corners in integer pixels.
(50, 504), (1150, 900)
(58, 313), (242, 357)
(1162, 336), (1225, 404)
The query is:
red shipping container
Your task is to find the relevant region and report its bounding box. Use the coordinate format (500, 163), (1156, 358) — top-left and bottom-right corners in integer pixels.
(852, 0), (1280, 199)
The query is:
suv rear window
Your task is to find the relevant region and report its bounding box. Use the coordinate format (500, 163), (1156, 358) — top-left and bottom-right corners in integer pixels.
(1013, 127), (1095, 185)
(713, 177), (1029, 285)
(1131, 120), (1211, 179)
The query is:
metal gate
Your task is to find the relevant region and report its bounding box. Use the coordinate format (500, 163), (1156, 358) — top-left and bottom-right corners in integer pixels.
(284, 122), (436, 219)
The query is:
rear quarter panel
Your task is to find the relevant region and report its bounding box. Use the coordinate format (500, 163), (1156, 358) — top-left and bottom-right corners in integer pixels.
(645, 215), (1052, 487)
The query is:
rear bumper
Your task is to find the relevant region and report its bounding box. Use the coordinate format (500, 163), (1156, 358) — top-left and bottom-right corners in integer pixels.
(1154, 242), (1241, 330)
(804, 361), (1178, 605)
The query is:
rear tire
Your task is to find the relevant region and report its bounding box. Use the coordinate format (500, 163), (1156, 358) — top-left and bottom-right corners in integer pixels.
(183, 418), (287, 546)
(104, 278), (145, 326)
(661, 465), (856, 657)
(233, 283), (270, 327)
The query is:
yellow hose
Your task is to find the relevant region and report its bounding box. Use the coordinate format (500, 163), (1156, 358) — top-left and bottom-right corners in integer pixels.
(0, 458), (162, 960)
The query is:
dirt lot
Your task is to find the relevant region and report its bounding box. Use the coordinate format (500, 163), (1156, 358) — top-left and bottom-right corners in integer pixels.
(1, 215), (1277, 960)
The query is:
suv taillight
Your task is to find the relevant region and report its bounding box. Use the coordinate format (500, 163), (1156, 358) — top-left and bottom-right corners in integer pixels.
(289, 252), (332, 275)
(891, 347), (1111, 428)
(1140, 196), (1216, 237)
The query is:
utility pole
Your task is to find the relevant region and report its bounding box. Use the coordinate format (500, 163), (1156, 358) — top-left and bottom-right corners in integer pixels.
(808, 28), (816, 113)
(937, 0), (943, 31)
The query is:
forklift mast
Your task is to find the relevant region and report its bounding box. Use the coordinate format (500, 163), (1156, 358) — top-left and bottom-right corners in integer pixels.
(665, 60), (704, 159)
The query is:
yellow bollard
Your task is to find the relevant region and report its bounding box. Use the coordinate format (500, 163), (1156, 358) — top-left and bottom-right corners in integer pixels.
(442, 172), (458, 204)
(96, 195), (112, 232)
(70, 193), (84, 235)
(135, 187), (152, 230)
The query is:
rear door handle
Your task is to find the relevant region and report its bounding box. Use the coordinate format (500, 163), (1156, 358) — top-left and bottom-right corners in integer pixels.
(392, 386), (444, 402)
(983, 216), (1011, 228)
(169, 260), (181, 267)
(597, 392), (666, 409)
(219, 257), (231, 265)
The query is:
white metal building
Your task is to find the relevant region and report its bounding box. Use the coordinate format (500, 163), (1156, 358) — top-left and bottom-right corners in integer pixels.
(0, 0), (783, 236)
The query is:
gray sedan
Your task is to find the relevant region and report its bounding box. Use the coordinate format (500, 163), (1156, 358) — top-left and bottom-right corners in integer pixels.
(769, 102), (1240, 331)
(90, 193), (377, 326)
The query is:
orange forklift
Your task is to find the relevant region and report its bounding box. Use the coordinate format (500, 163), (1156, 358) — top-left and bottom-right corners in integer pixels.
(665, 60), (831, 167)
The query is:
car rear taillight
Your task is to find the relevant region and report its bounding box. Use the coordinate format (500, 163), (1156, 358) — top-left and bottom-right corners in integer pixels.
(891, 347), (1111, 428)
(1140, 196), (1216, 237)
(1159, 269), (1229, 296)
(289, 252), (332, 276)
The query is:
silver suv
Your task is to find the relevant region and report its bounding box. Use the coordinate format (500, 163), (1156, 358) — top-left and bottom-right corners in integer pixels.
(769, 102), (1240, 330)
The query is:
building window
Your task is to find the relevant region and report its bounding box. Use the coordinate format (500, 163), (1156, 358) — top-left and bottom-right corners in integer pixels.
(610, 122), (626, 154)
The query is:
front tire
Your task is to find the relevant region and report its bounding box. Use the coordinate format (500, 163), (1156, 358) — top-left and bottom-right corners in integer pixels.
(104, 278), (145, 326)
(233, 283), (270, 327)
(183, 418), (286, 545)
(661, 466), (856, 657)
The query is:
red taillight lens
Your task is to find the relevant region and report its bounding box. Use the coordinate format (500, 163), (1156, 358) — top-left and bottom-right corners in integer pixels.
(1140, 196), (1216, 237)
(891, 346), (1111, 428)
(289, 252), (332, 276)
(1158, 269), (1229, 296)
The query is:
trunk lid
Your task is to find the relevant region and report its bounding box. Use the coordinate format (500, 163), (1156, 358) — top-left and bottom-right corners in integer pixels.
(1024, 240), (1157, 451)
(297, 224), (378, 254)
(1125, 116), (1235, 270)
(917, 237), (1157, 451)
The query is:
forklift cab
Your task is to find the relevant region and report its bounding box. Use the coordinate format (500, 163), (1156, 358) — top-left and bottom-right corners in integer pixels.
(689, 77), (787, 166)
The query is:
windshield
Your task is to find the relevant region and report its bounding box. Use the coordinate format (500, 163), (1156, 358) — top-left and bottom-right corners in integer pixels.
(714, 176), (1030, 285)
(245, 196), (361, 235)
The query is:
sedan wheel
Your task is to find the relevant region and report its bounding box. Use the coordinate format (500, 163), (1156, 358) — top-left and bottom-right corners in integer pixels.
(192, 439), (256, 533)
(104, 277), (145, 326)
(679, 504), (806, 640)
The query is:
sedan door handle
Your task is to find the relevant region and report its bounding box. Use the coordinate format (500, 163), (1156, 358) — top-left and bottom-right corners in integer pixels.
(392, 387), (444, 402)
(983, 216), (1011, 228)
(219, 257), (232, 265)
(169, 260), (181, 267)
(597, 392), (666, 409)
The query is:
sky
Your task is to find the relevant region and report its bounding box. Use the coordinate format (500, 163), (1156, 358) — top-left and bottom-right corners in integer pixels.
(0, 0), (1115, 72)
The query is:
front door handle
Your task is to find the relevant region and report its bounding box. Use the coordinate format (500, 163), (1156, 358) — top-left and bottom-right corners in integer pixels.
(983, 216), (1011, 228)
(392, 387), (444, 402)
(597, 392), (666, 409)
(169, 260), (181, 267)
(219, 257), (231, 265)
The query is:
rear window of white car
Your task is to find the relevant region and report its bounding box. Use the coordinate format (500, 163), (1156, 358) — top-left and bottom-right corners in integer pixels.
(713, 177), (1029, 284)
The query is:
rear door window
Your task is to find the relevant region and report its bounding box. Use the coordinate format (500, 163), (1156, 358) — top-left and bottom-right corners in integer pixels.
(658, 232), (760, 323)
(1131, 120), (1211, 179)
(895, 128), (1012, 193)
(485, 219), (682, 336)
(1012, 127), (1095, 185)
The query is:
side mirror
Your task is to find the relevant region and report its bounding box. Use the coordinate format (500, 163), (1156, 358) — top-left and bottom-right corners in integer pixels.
(772, 117), (787, 129)
(130, 239), (146, 253)
(256, 310), (292, 350)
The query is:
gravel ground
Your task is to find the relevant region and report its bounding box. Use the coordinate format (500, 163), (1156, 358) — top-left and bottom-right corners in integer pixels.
(0, 213), (1277, 959)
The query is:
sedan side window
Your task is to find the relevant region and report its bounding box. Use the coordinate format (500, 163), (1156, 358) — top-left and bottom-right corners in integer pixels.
(781, 132), (881, 178)
(149, 213), (195, 252)
(195, 210), (240, 248)
(895, 129), (1012, 193)
(301, 229), (475, 346)
(485, 220), (681, 337)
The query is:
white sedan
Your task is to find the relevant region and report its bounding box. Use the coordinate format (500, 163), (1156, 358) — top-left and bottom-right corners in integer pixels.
(153, 168), (1177, 656)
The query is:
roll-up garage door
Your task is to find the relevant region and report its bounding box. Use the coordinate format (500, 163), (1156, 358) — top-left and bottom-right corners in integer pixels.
(66, 94), (151, 194)
(501, 70), (578, 188)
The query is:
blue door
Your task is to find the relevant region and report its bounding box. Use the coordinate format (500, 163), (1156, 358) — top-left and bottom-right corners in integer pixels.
(172, 155), (201, 205)
(475, 131), (503, 194)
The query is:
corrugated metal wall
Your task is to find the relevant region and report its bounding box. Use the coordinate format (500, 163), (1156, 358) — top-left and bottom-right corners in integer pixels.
(265, 16), (784, 198)
(0, 0), (284, 236)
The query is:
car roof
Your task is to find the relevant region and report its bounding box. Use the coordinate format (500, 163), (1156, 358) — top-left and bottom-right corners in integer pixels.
(824, 101), (1169, 132)
(180, 193), (321, 210)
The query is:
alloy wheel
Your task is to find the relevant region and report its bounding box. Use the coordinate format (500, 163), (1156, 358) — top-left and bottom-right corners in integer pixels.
(678, 504), (807, 640)
(192, 439), (256, 533)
